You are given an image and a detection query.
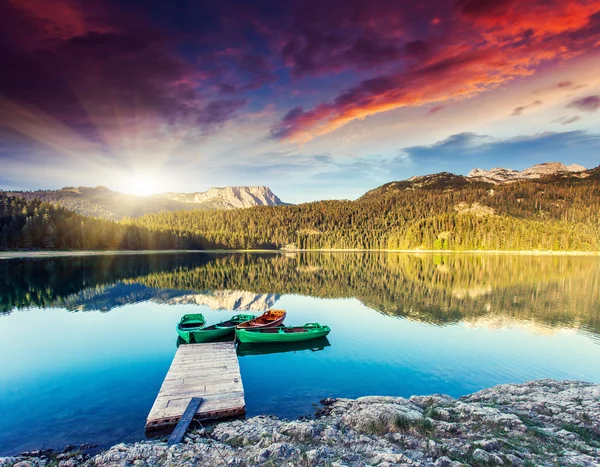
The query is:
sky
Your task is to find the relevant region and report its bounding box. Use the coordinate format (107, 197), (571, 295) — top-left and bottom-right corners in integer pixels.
(1, 0), (600, 203)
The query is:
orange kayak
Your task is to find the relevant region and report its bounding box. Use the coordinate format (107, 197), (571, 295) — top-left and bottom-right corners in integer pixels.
(236, 309), (286, 329)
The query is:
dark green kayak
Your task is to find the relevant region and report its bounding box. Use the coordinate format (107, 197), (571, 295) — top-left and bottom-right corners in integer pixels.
(191, 314), (256, 343)
(236, 322), (330, 344)
(176, 313), (206, 343)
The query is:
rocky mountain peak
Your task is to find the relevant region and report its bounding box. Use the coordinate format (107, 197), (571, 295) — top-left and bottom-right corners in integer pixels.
(159, 186), (284, 209)
(468, 162), (586, 184)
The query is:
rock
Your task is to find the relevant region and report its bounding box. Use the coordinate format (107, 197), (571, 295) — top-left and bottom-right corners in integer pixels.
(434, 456), (453, 466)
(2, 380), (599, 467)
(472, 448), (491, 463)
(474, 438), (500, 452)
(454, 202), (495, 217)
(567, 163), (587, 172)
(19, 450), (53, 458)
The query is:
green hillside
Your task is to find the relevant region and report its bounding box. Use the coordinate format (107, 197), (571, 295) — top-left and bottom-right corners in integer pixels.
(130, 167), (600, 251)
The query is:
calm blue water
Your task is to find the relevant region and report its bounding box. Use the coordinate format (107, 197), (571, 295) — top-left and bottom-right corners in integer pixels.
(0, 252), (599, 455)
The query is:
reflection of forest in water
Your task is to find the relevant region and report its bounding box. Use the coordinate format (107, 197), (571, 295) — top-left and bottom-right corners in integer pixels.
(1, 252), (599, 337)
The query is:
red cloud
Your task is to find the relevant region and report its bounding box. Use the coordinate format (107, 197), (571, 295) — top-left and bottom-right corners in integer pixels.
(273, 0), (600, 141)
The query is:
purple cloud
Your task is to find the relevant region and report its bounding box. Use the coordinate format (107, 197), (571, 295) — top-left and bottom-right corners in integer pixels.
(566, 95), (600, 112)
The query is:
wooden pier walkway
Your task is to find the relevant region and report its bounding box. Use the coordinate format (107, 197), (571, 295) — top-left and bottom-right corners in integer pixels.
(146, 341), (245, 430)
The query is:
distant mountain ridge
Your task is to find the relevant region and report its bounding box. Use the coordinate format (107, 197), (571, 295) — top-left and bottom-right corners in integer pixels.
(361, 161), (592, 199)
(3, 185), (286, 220)
(160, 186), (283, 209)
(468, 162), (587, 184)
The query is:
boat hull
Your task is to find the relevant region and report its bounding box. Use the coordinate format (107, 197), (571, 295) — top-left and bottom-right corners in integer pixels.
(191, 326), (232, 343)
(176, 313), (206, 343)
(236, 310), (287, 329)
(191, 314), (256, 343)
(236, 324), (330, 344)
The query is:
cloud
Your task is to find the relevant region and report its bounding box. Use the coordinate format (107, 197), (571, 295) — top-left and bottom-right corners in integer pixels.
(279, 1), (432, 77)
(272, 0), (600, 141)
(428, 105), (446, 114)
(195, 99), (248, 126)
(455, 0), (515, 18)
(0, 0), (275, 156)
(511, 100), (543, 116)
(554, 116), (582, 125)
(271, 48), (537, 140)
(566, 95), (600, 112)
(399, 130), (600, 170)
(534, 80), (588, 95)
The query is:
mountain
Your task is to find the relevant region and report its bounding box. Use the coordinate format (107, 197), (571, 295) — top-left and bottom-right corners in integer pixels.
(3, 162), (599, 252)
(3, 185), (285, 220)
(361, 162), (591, 199)
(467, 162), (587, 184)
(158, 186), (284, 209)
(130, 162), (600, 251)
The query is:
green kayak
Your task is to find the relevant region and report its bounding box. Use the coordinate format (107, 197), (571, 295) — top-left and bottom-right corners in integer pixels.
(176, 313), (206, 343)
(236, 322), (330, 344)
(191, 314), (256, 343)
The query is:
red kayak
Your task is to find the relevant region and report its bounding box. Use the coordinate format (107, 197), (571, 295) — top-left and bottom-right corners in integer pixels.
(236, 309), (286, 329)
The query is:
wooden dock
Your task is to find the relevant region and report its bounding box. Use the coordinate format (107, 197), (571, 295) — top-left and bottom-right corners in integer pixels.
(146, 342), (245, 430)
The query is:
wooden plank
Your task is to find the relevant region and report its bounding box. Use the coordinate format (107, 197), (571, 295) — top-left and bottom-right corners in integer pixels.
(146, 342), (245, 431)
(167, 397), (203, 446)
(148, 398), (245, 427)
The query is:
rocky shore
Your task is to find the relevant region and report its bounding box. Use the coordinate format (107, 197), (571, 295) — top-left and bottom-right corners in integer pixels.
(2, 379), (599, 467)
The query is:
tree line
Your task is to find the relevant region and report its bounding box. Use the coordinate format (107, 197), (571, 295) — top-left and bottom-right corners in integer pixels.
(130, 171), (600, 251)
(0, 193), (201, 251)
(2, 169), (600, 252)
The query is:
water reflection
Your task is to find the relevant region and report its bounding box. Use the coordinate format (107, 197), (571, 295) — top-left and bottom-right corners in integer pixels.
(1, 252), (600, 455)
(236, 337), (331, 357)
(2, 252), (599, 339)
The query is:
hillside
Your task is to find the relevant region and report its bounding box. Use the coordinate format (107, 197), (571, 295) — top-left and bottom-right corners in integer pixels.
(2, 163), (599, 252)
(360, 162), (592, 199)
(0, 193), (198, 251)
(130, 163), (600, 251)
(2, 185), (285, 220)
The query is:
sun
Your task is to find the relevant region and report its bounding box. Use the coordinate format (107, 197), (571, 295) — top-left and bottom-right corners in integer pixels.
(126, 174), (157, 197)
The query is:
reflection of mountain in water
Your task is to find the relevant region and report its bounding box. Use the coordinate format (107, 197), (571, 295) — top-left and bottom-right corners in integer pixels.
(165, 290), (278, 311)
(1, 252), (599, 340)
(44, 282), (279, 312)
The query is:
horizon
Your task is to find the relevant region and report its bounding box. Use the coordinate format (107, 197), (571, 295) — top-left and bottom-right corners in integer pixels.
(0, 159), (595, 202)
(1, 1), (600, 204)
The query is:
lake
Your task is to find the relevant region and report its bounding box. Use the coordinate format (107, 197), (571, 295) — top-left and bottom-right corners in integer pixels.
(1, 252), (599, 456)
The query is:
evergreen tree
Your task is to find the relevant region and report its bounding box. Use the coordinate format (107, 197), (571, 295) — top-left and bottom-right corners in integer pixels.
(21, 220), (33, 249)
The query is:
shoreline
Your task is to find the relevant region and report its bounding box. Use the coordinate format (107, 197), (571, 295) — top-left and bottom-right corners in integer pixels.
(1, 379), (598, 466)
(1, 248), (599, 260)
